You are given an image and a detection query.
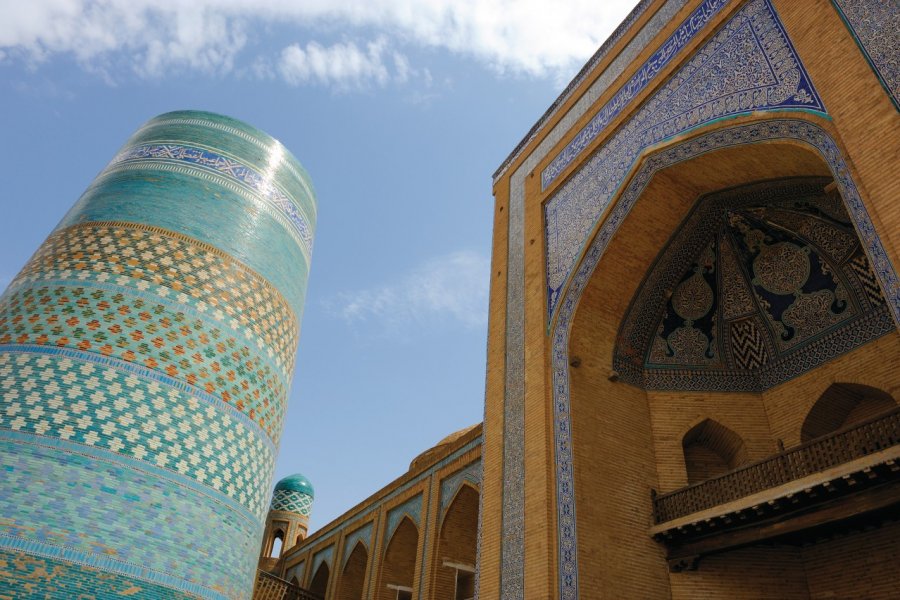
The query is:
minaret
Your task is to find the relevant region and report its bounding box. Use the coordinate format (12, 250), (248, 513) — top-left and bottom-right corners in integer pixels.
(261, 473), (316, 566)
(0, 111), (316, 599)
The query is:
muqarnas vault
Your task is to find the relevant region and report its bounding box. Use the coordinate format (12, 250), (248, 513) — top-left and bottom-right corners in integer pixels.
(0, 111), (316, 598)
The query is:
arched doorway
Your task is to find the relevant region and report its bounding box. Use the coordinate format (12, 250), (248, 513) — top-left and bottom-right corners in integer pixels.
(336, 541), (369, 600)
(309, 561), (330, 598)
(377, 517), (419, 600)
(433, 484), (479, 599)
(556, 119), (899, 598)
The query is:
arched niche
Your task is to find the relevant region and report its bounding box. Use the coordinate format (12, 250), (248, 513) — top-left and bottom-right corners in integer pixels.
(682, 419), (748, 484)
(434, 484), (479, 600)
(377, 516), (419, 600)
(337, 541), (369, 600)
(802, 383), (897, 442)
(309, 561), (331, 598)
(558, 119), (899, 598)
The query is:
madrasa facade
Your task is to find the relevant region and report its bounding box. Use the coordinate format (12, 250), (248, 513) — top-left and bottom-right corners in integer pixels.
(1, 0), (898, 598)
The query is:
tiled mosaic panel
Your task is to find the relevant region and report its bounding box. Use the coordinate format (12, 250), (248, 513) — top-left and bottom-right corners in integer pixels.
(549, 119), (900, 600)
(61, 118), (316, 319)
(0, 279), (288, 441)
(0, 350), (274, 515)
(0, 550), (199, 600)
(14, 223), (298, 376)
(545, 0), (826, 317)
(440, 460), (482, 515)
(386, 494), (423, 543)
(613, 179), (894, 390)
(832, 0), (900, 108)
(342, 523), (373, 567)
(0, 438), (258, 598)
(271, 489), (313, 515)
(495, 2), (688, 595)
(541, 0), (730, 189)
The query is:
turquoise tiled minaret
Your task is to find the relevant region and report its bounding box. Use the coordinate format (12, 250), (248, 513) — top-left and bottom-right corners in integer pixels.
(0, 111), (316, 598)
(261, 474), (315, 561)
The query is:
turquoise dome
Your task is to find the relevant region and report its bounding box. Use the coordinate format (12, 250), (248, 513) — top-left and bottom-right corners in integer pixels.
(274, 474), (314, 498)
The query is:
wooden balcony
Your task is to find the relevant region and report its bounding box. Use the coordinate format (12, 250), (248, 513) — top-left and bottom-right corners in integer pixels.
(253, 570), (324, 600)
(650, 407), (900, 571)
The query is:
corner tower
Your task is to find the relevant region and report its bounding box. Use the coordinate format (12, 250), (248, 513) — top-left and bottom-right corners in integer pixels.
(0, 111), (316, 598)
(260, 473), (315, 566)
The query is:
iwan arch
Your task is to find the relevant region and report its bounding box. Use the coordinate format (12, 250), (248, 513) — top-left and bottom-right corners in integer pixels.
(257, 0), (900, 599)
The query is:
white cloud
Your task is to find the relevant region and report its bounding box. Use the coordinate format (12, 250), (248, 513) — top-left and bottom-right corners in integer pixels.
(0, 0), (638, 84)
(279, 38), (398, 89)
(329, 250), (489, 335)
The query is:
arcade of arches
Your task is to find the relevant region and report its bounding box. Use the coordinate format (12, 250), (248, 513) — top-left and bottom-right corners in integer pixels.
(256, 0), (899, 598)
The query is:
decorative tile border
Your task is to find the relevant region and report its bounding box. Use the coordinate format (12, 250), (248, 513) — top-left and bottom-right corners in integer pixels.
(493, 0), (659, 182)
(495, 3), (692, 595)
(831, 0), (900, 110)
(550, 118), (900, 600)
(545, 0), (827, 317)
(541, 0), (730, 189)
(108, 143), (314, 257)
(135, 114), (318, 217)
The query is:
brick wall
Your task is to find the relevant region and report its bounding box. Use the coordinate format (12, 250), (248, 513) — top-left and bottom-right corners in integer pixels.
(804, 521), (900, 600)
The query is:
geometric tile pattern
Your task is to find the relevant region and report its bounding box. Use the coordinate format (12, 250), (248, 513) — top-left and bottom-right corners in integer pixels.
(13, 222), (298, 376)
(0, 438), (259, 598)
(386, 494), (423, 546)
(0, 275), (289, 442)
(271, 489), (314, 515)
(544, 0), (827, 317)
(832, 0), (900, 110)
(541, 0), (730, 189)
(0, 549), (198, 600)
(550, 119), (900, 600)
(342, 522), (374, 568)
(0, 350), (275, 516)
(496, 2), (689, 595)
(614, 178), (894, 391)
(440, 459), (482, 516)
(0, 111), (315, 599)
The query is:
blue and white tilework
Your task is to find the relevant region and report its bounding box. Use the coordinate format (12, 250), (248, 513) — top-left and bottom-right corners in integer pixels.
(312, 545), (334, 576)
(342, 522), (374, 568)
(831, 0), (900, 110)
(440, 460), (482, 516)
(386, 494), (423, 543)
(550, 119), (900, 600)
(0, 111), (316, 599)
(545, 0), (827, 317)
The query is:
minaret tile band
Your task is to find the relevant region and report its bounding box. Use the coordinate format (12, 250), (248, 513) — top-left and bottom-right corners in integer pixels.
(0, 110), (316, 599)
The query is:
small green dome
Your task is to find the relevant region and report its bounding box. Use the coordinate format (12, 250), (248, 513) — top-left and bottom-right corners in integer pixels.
(274, 474), (314, 498)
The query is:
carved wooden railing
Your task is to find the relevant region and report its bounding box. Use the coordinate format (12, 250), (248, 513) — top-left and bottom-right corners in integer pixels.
(653, 407), (900, 524)
(253, 570), (323, 600)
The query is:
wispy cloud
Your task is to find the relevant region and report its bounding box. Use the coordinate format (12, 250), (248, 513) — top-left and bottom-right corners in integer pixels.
(328, 250), (489, 337)
(0, 0), (637, 86)
(279, 38), (408, 90)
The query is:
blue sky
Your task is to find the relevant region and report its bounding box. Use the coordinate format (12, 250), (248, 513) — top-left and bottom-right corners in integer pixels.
(0, 0), (635, 531)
